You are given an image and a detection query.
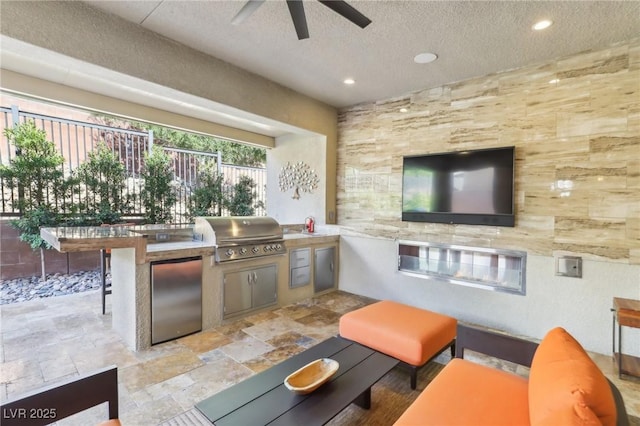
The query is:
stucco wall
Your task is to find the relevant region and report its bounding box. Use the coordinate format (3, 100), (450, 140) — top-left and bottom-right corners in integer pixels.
(336, 38), (640, 355)
(267, 134), (327, 225)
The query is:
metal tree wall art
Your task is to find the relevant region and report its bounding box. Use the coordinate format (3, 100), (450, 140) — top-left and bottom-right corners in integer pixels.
(279, 161), (319, 199)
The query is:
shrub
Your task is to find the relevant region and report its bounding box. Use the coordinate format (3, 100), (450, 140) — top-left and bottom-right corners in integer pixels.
(0, 121), (70, 279)
(225, 175), (263, 216)
(140, 146), (176, 224)
(73, 142), (132, 225)
(187, 161), (224, 220)
(0, 121), (67, 249)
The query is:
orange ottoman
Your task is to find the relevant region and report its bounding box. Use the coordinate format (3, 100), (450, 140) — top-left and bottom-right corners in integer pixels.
(339, 300), (457, 389)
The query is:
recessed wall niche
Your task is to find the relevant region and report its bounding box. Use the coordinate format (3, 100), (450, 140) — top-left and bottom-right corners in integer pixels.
(398, 241), (527, 295)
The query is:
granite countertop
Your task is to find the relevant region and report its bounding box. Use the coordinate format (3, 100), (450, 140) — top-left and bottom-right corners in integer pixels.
(41, 224), (194, 240)
(40, 224), (200, 264)
(42, 225), (142, 241)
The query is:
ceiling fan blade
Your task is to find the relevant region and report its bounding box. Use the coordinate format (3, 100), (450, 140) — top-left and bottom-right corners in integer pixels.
(231, 0), (265, 25)
(317, 0), (371, 28)
(286, 0), (309, 40)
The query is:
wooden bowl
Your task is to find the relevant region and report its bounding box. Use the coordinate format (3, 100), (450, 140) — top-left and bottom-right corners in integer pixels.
(284, 358), (339, 394)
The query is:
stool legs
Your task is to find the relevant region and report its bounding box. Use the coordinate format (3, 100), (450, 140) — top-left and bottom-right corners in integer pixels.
(410, 367), (417, 390)
(100, 249), (111, 315)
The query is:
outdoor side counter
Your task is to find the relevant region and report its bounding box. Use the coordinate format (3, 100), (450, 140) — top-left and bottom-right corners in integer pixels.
(41, 226), (148, 264)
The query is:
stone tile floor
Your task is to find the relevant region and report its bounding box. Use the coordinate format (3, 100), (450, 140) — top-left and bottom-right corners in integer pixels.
(1, 289), (639, 425)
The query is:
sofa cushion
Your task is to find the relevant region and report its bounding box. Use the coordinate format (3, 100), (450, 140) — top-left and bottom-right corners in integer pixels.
(394, 358), (530, 426)
(536, 393), (602, 426)
(529, 327), (616, 426)
(339, 300), (456, 366)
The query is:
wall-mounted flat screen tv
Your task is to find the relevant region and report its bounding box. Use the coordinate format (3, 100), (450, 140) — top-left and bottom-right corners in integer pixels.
(402, 146), (515, 227)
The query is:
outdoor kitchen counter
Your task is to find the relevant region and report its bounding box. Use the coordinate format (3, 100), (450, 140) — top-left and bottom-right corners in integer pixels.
(40, 226), (147, 263)
(40, 225), (211, 264)
(40, 224), (339, 352)
(41, 225), (217, 351)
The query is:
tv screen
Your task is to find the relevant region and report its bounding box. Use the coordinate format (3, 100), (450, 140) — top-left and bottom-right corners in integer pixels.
(402, 146), (515, 227)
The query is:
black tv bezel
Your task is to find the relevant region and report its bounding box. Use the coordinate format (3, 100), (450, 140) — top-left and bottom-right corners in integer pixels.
(401, 146), (516, 227)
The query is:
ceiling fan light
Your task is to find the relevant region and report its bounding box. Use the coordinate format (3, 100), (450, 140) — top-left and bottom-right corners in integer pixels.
(344, 78), (355, 85)
(414, 52), (438, 64)
(533, 20), (553, 31)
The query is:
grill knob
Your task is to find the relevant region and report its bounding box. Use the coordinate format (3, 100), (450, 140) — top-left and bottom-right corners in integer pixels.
(240, 248), (247, 255)
(275, 244), (282, 250)
(225, 249), (234, 257)
(252, 247), (260, 254)
(264, 246), (271, 252)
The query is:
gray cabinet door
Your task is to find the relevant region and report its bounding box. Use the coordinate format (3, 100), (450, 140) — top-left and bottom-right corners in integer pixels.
(314, 247), (335, 293)
(252, 264), (277, 308)
(223, 270), (252, 316)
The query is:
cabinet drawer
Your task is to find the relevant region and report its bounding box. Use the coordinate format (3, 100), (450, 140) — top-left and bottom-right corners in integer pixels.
(290, 248), (310, 268)
(290, 266), (310, 288)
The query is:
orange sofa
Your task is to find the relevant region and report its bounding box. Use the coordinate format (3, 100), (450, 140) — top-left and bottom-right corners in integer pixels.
(395, 324), (630, 426)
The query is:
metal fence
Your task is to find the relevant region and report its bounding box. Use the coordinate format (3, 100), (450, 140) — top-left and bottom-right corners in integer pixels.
(164, 146), (267, 221)
(0, 105), (266, 222)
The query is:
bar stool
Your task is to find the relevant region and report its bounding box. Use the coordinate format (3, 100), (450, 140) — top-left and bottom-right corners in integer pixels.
(101, 248), (112, 315)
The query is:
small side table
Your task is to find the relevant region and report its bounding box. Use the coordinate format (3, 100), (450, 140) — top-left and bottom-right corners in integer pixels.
(612, 297), (640, 379)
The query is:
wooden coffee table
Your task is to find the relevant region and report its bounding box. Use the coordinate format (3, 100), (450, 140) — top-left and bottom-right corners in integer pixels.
(195, 336), (398, 425)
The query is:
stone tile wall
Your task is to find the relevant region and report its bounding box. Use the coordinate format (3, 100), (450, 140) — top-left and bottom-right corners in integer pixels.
(337, 38), (640, 265)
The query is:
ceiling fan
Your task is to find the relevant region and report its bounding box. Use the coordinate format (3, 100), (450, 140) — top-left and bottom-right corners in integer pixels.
(231, 0), (372, 40)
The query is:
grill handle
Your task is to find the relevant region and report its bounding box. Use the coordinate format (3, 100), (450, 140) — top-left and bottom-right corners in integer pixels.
(218, 236), (283, 244)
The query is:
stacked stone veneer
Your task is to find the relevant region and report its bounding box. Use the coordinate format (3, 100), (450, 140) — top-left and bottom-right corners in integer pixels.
(337, 38), (640, 265)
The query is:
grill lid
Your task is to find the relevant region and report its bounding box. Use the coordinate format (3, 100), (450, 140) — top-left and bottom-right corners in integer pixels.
(194, 216), (282, 245)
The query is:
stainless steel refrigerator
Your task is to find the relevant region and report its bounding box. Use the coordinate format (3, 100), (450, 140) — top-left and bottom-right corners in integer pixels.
(151, 256), (202, 345)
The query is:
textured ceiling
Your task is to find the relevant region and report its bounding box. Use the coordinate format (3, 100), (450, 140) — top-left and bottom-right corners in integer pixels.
(81, 0), (640, 108)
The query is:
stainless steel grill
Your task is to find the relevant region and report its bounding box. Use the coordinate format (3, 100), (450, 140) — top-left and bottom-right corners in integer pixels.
(194, 216), (285, 262)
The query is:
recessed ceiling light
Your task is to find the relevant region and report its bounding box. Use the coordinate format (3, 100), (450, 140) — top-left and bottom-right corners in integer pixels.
(400, 108), (408, 113)
(549, 78), (559, 84)
(532, 20), (553, 31)
(414, 52), (438, 64)
(343, 78), (355, 85)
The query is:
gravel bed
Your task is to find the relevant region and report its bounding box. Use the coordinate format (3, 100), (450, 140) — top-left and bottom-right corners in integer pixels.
(1, 270), (102, 305)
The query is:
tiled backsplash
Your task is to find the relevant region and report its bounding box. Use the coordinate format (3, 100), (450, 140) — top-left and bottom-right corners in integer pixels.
(337, 38), (640, 265)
